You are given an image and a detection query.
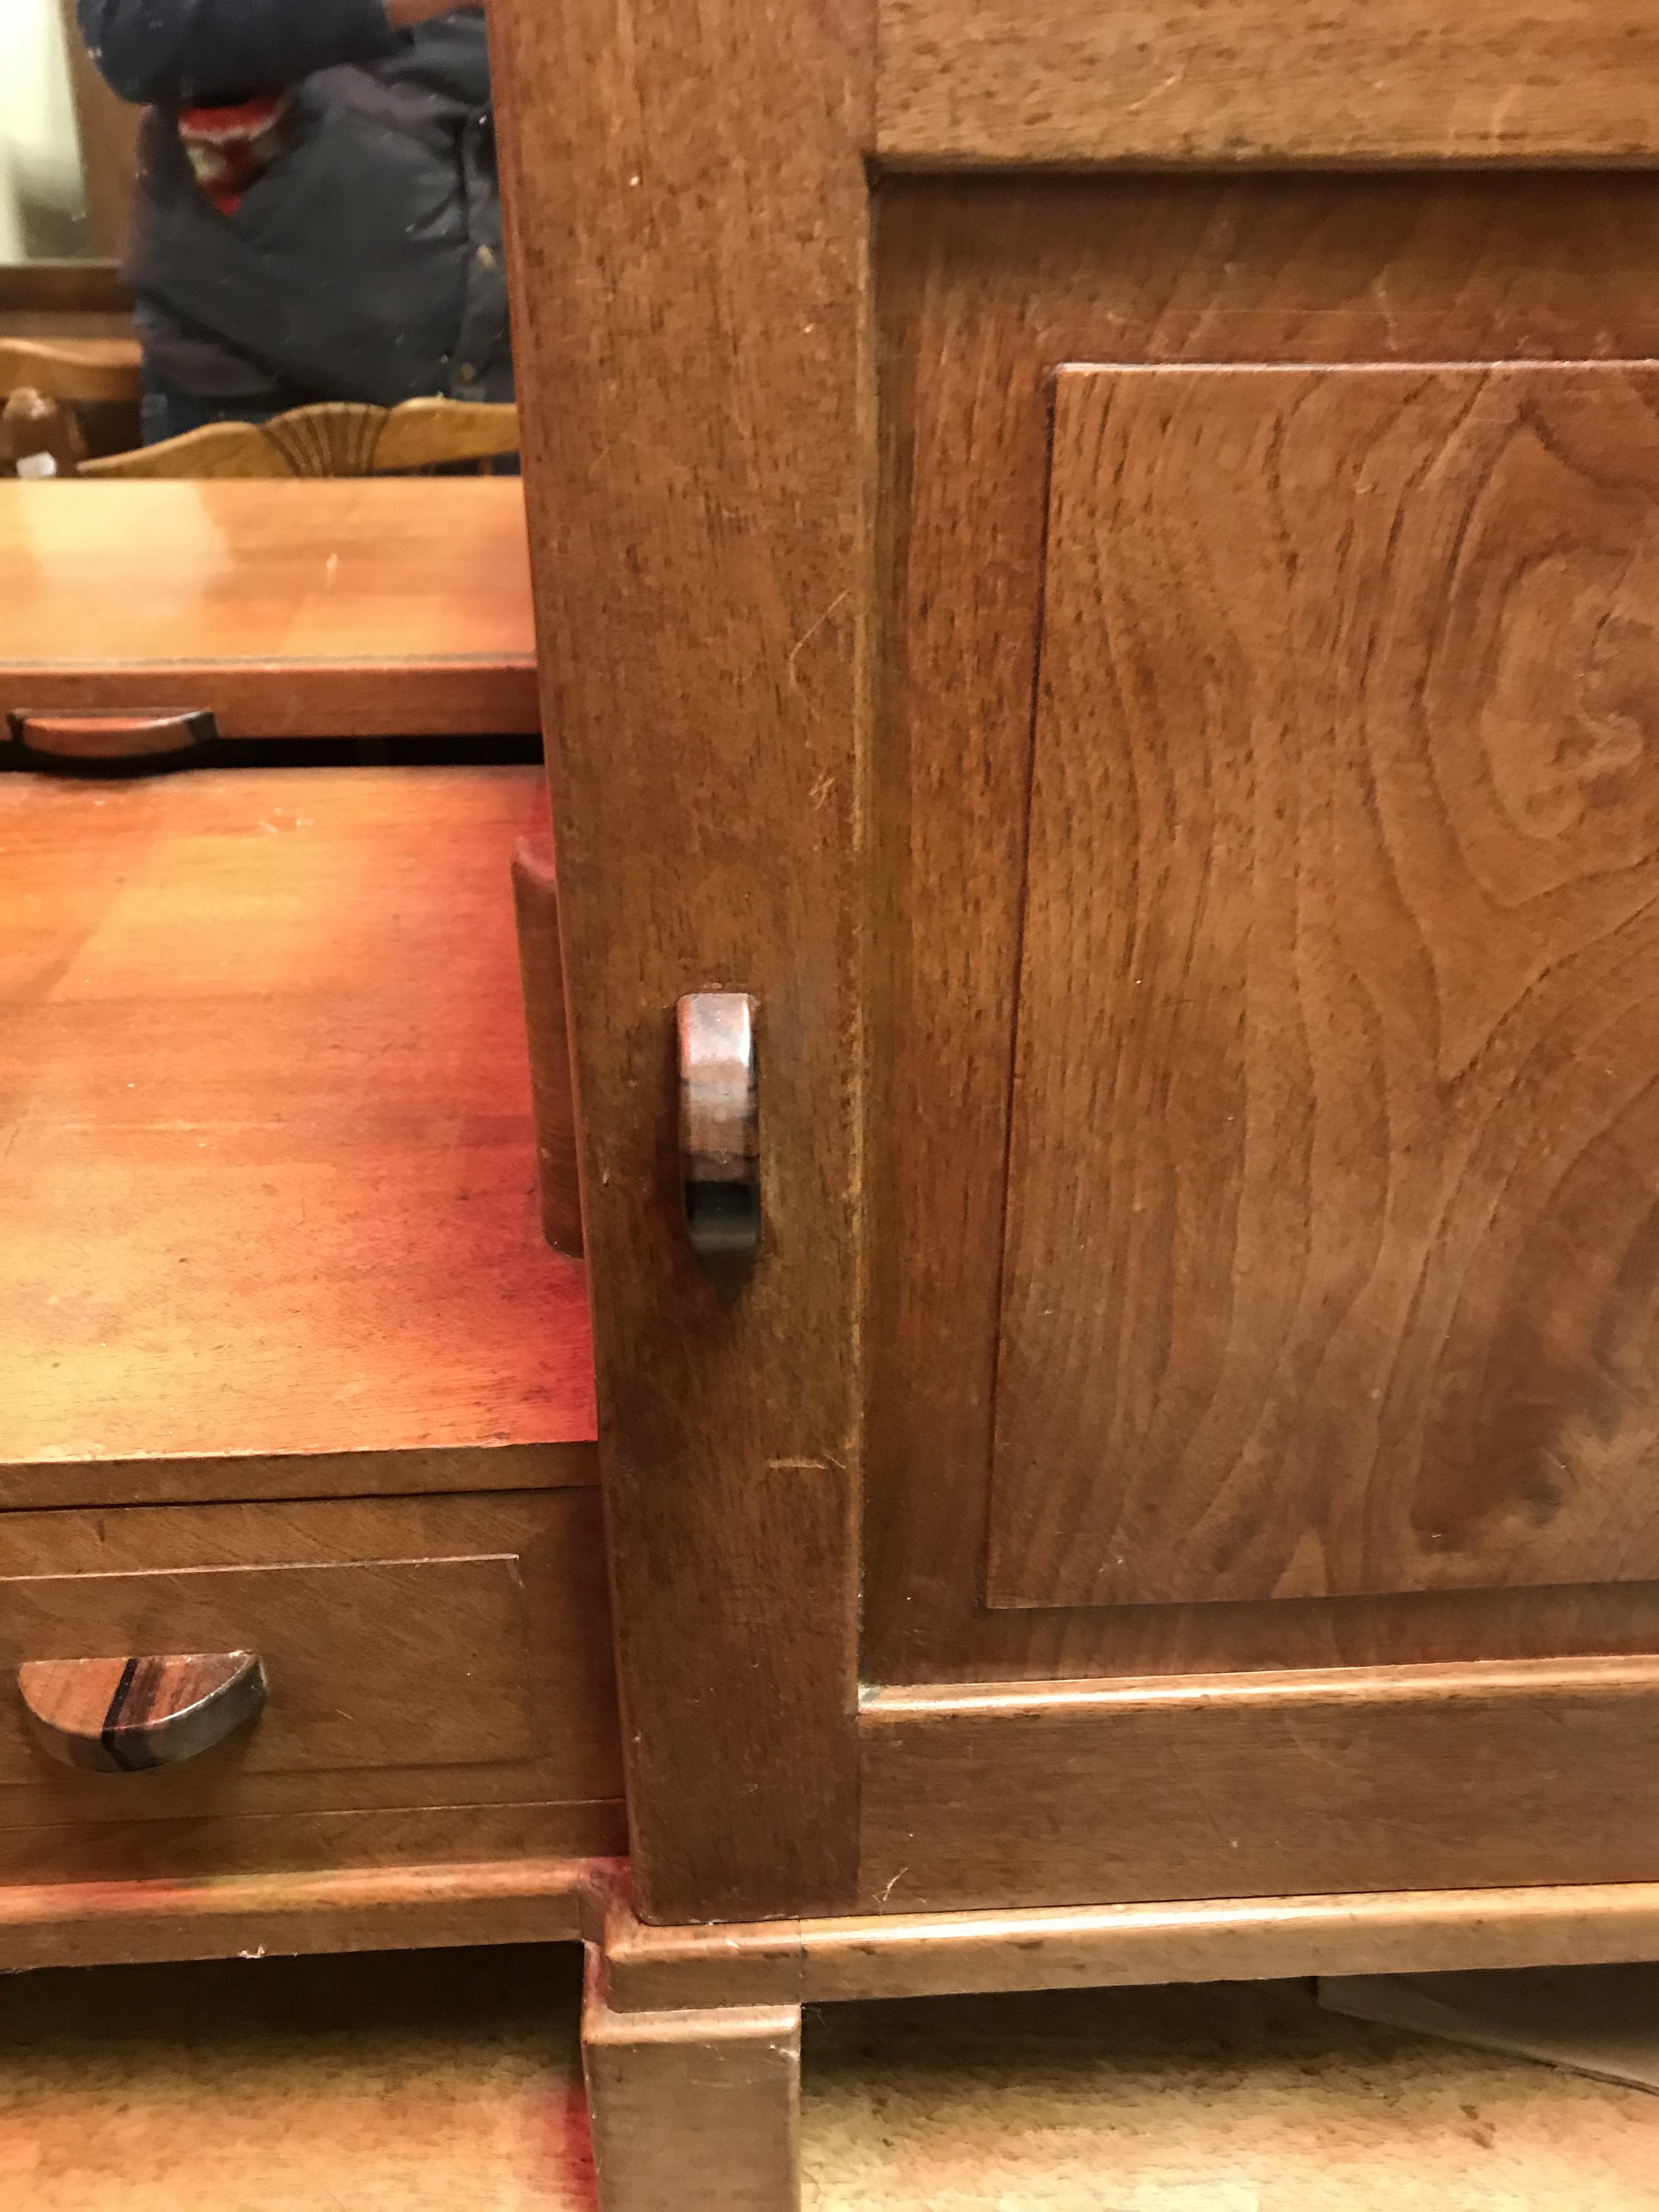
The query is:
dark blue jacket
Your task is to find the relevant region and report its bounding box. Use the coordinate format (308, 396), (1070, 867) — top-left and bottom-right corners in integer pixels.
(78, 0), (509, 407)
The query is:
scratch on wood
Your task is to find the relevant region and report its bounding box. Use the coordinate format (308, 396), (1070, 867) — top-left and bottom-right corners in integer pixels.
(786, 589), (850, 684)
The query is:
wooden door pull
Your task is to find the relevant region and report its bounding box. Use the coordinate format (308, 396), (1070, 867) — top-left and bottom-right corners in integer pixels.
(677, 992), (760, 1259)
(17, 1652), (267, 1771)
(5, 709), (217, 765)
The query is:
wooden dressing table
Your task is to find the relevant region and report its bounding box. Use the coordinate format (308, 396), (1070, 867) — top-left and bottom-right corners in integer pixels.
(0, 477), (618, 1962)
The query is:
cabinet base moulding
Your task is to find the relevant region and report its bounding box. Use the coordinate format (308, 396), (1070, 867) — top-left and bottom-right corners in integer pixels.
(0, 1854), (623, 1972)
(599, 1877), (1659, 2013)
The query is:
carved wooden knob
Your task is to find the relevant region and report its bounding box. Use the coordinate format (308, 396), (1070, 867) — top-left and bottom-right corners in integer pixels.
(17, 1652), (267, 1772)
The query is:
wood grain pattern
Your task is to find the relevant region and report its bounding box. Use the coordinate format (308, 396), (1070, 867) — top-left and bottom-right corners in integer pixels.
(864, 171), (1659, 1688)
(859, 1663), (1659, 1913)
(992, 360), (1659, 1613)
(0, 1492), (621, 1838)
(8, 1561), (528, 1782)
(582, 1948), (802, 2212)
(877, 0), (1659, 166)
(0, 768), (595, 1510)
(490, 0), (872, 1918)
(18, 1652), (266, 1771)
(0, 1446), (595, 1519)
(599, 1877), (1659, 2013)
(0, 1854), (597, 1972)
(511, 838), (584, 1256)
(0, 480), (537, 738)
(1, 665), (536, 744)
(0, 1801), (627, 1889)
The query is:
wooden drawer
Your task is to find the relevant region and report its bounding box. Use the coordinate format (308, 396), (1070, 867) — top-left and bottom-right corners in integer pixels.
(0, 479), (538, 744)
(0, 766), (595, 1514)
(0, 1492), (623, 1882)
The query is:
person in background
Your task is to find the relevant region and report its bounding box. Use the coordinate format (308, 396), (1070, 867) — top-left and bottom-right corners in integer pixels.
(77, 0), (509, 444)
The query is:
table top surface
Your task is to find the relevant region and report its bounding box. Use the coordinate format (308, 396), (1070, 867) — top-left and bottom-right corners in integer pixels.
(0, 478), (536, 672)
(0, 765), (595, 1489)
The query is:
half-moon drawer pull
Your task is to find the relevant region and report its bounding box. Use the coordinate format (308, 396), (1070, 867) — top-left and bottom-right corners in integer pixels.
(4, 709), (218, 765)
(17, 1652), (267, 1771)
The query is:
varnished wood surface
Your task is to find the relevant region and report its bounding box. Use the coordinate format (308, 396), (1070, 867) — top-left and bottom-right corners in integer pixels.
(865, 171), (1659, 1689)
(0, 1854), (599, 1972)
(857, 1662), (1659, 1913)
(582, 1949), (802, 2212)
(0, 1492), (622, 1848)
(0, 768), (595, 1509)
(0, 1444), (592, 1517)
(992, 359), (1659, 1613)
(510, 838), (584, 1256)
(18, 1652), (266, 1771)
(492, 0), (870, 1919)
(878, 0), (1659, 166)
(0, 481), (537, 737)
(599, 1876), (1659, 2013)
(0, 1799), (626, 1890)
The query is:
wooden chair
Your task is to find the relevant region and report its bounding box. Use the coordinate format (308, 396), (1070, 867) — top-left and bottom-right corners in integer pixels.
(1, 388), (85, 479)
(0, 339), (142, 478)
(78, 395), (520, 479)
(0, 339), (141, 404)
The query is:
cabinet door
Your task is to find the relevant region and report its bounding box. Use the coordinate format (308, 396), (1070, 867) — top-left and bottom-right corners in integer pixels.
(500, 0), (1659, 1923)
(859, 181), (1659, 1917)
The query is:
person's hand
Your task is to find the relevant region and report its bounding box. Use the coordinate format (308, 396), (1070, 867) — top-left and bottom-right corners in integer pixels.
(386, 0), (478, 25)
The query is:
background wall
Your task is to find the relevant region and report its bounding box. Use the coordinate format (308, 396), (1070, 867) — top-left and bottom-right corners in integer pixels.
(0, 0), (91, 261)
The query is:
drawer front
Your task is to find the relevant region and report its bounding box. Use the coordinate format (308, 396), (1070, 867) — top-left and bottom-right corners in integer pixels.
(0, 478), (538, 740)
(0, 1492), (621, 1833)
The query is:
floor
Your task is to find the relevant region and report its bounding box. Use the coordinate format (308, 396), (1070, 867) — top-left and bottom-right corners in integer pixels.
(0, 1945), (1652, 2210)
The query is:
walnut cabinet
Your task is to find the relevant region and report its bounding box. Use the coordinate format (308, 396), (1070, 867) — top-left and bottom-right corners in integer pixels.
(500, 0), (1659, 1930)
(490, 4), (1659, 2194)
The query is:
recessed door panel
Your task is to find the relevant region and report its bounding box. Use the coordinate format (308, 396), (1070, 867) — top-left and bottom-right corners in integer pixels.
(990, 361), (1659, 1612)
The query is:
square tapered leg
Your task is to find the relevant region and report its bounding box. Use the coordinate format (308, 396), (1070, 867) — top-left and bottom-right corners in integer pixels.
(581, 1945), (802, 2211)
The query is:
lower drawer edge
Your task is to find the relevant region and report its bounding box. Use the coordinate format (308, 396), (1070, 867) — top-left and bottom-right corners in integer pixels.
(0, 1848), (623, 1972)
